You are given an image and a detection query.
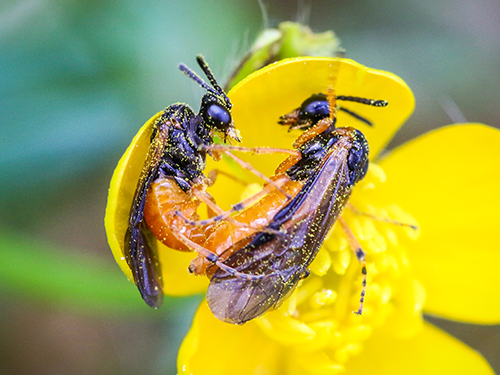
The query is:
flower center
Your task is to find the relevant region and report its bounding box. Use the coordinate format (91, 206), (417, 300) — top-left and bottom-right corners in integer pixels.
(254, 163), (425, 374)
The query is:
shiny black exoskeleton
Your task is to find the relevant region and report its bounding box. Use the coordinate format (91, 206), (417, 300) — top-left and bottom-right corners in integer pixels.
(279, 92), (388, 130)
(206, 126), (371, 324)
(125, 56), (240, 308)
(286, 122), (369, 186)
(206, 91), (380, 324)
(152, 58), (240, 192)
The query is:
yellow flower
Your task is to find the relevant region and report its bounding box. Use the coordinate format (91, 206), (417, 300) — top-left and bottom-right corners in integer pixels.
(106, 58), (499, 374)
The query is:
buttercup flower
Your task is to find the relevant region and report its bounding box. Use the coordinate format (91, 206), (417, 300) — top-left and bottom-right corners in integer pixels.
(106, 58), (500, 374)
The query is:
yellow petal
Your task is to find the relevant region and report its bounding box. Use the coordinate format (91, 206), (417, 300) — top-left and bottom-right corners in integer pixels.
(207, 57), (414, 209)
(158, 249), (208, 295)
(104, 112), (207, 295)
(106, 58), (415, 299)
(234, 57), (412, 161)
(105, 112), (160, 283)
(288, 350), (345, 375)
(371, 124), (500, 323)
(345, 322), (494, 374)
(178, 301), (280, 375)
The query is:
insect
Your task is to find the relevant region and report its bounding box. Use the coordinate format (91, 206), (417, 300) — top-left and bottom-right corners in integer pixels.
(125, 55), (241, 308)
(278, 92), (388, 131)
(205, 90), (388, 324)
(128, 58), (388, 322)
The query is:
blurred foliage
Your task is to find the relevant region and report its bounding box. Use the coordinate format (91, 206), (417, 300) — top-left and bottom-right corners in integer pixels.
(0, 230), (162, 316)
(226, 21), (344, 90)
(0, 0), (498, 374)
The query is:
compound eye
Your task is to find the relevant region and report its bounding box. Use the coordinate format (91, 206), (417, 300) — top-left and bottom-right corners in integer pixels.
(204, 103), (231, 130)
(348, 146), (363, 170)
(299, 94), (330, 121)
(347, 138), (369, 184)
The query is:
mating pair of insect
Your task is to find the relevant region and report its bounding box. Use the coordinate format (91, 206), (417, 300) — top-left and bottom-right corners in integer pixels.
(125, 56), (388, 324)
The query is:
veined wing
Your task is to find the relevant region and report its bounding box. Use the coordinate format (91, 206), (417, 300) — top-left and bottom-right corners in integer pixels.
(124, 121), (169, 308)
(207, 137), (354, 324)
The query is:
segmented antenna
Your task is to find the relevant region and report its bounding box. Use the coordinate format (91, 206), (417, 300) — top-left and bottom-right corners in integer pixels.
(179, 63), (218, 94)
(195, 56), (223, 94)
(337, 96), (388, 107)
(339, 107), (374, 127)
(335, 93), (388, 127)
(196, 55), (231, 108)
(178, 56), (231, 107)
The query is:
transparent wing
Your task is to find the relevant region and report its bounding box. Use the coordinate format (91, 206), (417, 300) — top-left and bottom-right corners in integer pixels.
(207, 142), (353, 324)
(125, 121), (169, 308)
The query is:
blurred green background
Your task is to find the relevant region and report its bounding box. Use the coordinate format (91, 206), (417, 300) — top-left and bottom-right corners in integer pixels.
(1, 0), (498, 374)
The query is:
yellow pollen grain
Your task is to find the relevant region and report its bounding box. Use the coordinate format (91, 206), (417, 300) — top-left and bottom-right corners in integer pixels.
(362, 181), (376, 190)
(284, 293), (298, 316)
(380, 284), (393, 304)
(310, 249), (332, 276)
(384, 227), (399, 246)
(294, 277), (324, 306)
(333, 343), (362, 364)
(413, 280), (427, 311)
(367, 163), (386, 183)
(258, 314), (316, 345)
(295, 320), (337, 352)
(359, 217), (377, 240)
(326, 231), (348, 253)
(332, 249), (351, 275)
(400, 250), (411, 269)
(369, 231), (387, 254)
(349, 217), (365, 241)
(378, 253), (399, 274)
(300, 307), (336, 324)
(310, 289), (338, 309)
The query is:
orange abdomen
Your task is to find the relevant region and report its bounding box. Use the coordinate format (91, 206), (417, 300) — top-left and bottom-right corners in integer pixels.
(144, 174), (304, 276)
(144, 177), (206, 251)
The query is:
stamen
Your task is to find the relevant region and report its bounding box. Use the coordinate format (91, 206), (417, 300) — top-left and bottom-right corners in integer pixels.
(255, 162), (423, 367)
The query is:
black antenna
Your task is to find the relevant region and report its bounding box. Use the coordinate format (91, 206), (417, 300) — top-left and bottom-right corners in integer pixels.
(196, 55), (231, 108)
(196, 56), (224, 94)
(335, 95), (388, 126)
(339, 107), (374, 127)
(179, 62), (219, 97)
(178, 56), (231, 108)
(337, 95), (388, 107)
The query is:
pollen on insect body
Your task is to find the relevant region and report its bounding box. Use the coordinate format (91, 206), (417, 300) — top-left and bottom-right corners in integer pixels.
(253, 162), (422, 372)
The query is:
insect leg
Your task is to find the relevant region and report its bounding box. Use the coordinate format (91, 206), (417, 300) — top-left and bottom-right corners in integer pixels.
(171, 229), (270, 281)
(327, 83), (338, 122)
(292, 117), (333, 148)
(206, 169), (249, 187)
(176, 175), (288, 234)
(202, 144), (300, 157)
(206, 146), (303, 177)
(205, 168), (282, 231)
(220, 150), (292, 199)
(346, 203), (419, 230)
(338, 216), (367, 316)
(203, 144), (302, 199)
(199, 171), (248, 220)
(188, 188), (265, 232)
